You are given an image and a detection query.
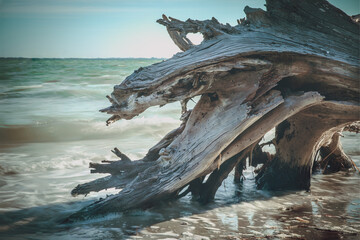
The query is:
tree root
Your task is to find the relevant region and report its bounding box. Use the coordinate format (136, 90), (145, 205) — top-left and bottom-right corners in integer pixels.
(67, 0), (359, 221)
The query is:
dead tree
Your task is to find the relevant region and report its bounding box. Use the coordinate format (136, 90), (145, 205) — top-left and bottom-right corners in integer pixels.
(66, 0), (359, 221)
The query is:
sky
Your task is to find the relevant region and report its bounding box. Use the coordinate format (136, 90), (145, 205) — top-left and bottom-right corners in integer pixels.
(0, 0), (358, 58)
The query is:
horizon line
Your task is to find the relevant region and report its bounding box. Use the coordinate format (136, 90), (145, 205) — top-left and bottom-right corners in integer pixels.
(0, 57), (167, 60)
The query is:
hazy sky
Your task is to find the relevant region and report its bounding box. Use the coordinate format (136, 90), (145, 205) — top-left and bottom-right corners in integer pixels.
(0, 0), (358, 58)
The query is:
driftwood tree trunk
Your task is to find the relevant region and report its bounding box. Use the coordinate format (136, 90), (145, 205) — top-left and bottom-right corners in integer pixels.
(318, 132), (353, 173)
(66, 0), (359, 221)
(256, 103), (359, 190)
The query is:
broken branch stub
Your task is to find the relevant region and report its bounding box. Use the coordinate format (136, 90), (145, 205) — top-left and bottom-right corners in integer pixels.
(156, 14), (240, 51)
(67, 0), (359, 221)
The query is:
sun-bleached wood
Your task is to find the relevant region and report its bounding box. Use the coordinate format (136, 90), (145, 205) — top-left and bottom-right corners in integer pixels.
(67, 0), (359, 222)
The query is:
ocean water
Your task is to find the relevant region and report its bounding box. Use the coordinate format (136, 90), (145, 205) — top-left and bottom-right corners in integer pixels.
(0, 58), (359, 239)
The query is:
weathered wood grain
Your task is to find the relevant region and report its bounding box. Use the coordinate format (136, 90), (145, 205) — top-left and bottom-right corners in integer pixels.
(67, 0), (359, 221)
